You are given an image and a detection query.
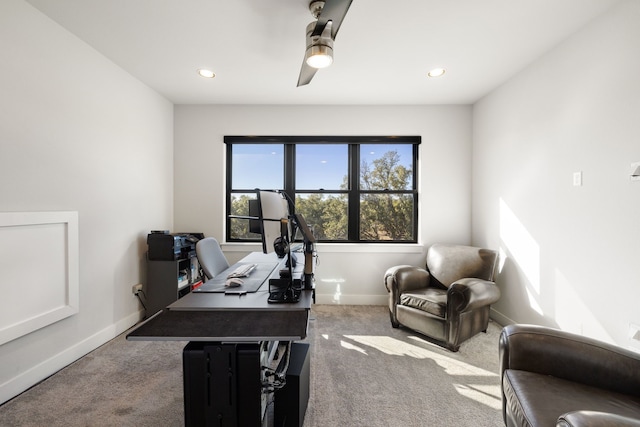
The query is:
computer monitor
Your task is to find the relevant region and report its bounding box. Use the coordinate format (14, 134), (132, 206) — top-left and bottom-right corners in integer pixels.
(256, 190), (291, 255)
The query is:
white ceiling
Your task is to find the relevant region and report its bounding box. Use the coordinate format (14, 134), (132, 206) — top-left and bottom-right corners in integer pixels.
(25, 0), (621, 105)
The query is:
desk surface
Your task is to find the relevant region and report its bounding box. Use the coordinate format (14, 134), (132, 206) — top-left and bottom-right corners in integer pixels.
(170, 288), (313, 311)
(127, 251), (312, 342)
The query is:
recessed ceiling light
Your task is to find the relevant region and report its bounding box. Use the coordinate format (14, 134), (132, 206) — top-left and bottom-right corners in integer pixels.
(197, 69), (215, 78)
(427, 68), (446, 78)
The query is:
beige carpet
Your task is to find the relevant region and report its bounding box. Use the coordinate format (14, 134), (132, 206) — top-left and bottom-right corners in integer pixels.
(0, 305), (503, 426)
(306, 305), (503, 427)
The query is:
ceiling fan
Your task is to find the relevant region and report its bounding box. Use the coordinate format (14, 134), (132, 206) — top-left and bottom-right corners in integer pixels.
(297, 0), (354, 87)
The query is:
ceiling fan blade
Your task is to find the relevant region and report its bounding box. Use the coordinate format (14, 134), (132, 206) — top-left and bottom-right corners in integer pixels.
(313, 0), (353, 39)
(296, 0), (352, 86)
(297, 60), (319, 87)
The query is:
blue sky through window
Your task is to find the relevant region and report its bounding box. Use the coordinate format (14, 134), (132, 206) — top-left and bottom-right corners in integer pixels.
(232, 144), (283, 190)
(296, 145), (347, 190)
(232, 143), (413, 191)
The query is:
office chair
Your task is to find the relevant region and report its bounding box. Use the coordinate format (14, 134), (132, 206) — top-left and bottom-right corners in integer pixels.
(196, 237), (230, 280)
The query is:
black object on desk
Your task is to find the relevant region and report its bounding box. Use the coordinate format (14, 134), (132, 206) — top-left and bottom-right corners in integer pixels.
(268, 249), (306, 303)
(147, 231), (203, 261)
(268, 279), (302, 304)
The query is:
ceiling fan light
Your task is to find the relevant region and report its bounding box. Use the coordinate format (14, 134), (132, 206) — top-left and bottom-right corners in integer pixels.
(304, 20), (334, 69)
(306, 45), (333, 68)
(197, 68), (215, 78)
(427, 68), (446, 78)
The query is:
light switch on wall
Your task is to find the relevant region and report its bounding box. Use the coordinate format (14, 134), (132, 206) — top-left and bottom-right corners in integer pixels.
(573, 171), (582, 186)
(631, 162), (640, 182)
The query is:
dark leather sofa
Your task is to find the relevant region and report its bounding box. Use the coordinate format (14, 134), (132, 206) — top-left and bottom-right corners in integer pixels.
(499, 324), (640, 427)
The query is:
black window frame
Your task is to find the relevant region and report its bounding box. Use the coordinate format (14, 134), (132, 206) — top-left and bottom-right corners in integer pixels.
(224, 136), (420, 243)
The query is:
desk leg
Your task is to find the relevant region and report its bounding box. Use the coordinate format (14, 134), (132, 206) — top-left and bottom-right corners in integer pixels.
(274, 342), (310, 427)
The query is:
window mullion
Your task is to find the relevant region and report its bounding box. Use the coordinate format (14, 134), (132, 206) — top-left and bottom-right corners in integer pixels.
(284, 144), (295, 201)
(348, 144), (359, 241)
(413, 144), (419, 241)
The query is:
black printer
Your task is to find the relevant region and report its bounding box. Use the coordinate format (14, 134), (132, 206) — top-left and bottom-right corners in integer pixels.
(147, 231), (204, 261)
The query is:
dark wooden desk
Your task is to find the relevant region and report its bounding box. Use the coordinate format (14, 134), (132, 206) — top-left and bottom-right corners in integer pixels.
(128, 251), (312, 341)
(126, 251), (312, 427)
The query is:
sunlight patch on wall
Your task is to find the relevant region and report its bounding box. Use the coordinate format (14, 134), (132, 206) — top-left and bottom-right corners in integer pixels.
(333, 284), (342, 303)
(498, 247), (508, 274)
(524, 287), (544, 315)
(500, 198), (543, 314)
(499, 199), (540, 292)
(319, 278), (344, 303)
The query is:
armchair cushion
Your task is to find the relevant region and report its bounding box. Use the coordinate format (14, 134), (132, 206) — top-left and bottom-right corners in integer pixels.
(427, 243), (498, 287)
(503, 369), (640, 427)
(401, 288), (448, 318)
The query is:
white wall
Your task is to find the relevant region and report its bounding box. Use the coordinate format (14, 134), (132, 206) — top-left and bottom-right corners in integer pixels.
(174, 105), (472, 304)
(0, 0), (174, 403)
(4, 0), (635, 408)
(472, 0), (640, 349)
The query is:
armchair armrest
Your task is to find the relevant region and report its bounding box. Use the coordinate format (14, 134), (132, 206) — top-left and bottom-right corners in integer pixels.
(384, 265), (430, 327)
(446, 278), (500, 314)
(557, 411), (640, 427)
(384, 265), (430, 295)
(499, 324), (640, 397)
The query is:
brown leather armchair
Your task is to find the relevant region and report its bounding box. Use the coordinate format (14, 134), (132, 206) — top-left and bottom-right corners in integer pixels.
(500, 324), (640, 427)
(384, 243), (499, 351)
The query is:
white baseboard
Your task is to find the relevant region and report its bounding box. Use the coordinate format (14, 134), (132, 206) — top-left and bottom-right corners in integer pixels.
(313, 296), (513, 326)
(313, 295), (515, 327)
(314, 293), (387, 305)
(0, 309), (144, 405)
(490, 308), (515, 327)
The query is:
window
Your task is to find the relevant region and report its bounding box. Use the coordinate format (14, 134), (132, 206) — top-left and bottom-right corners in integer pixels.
(225, 136), (420, 243)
